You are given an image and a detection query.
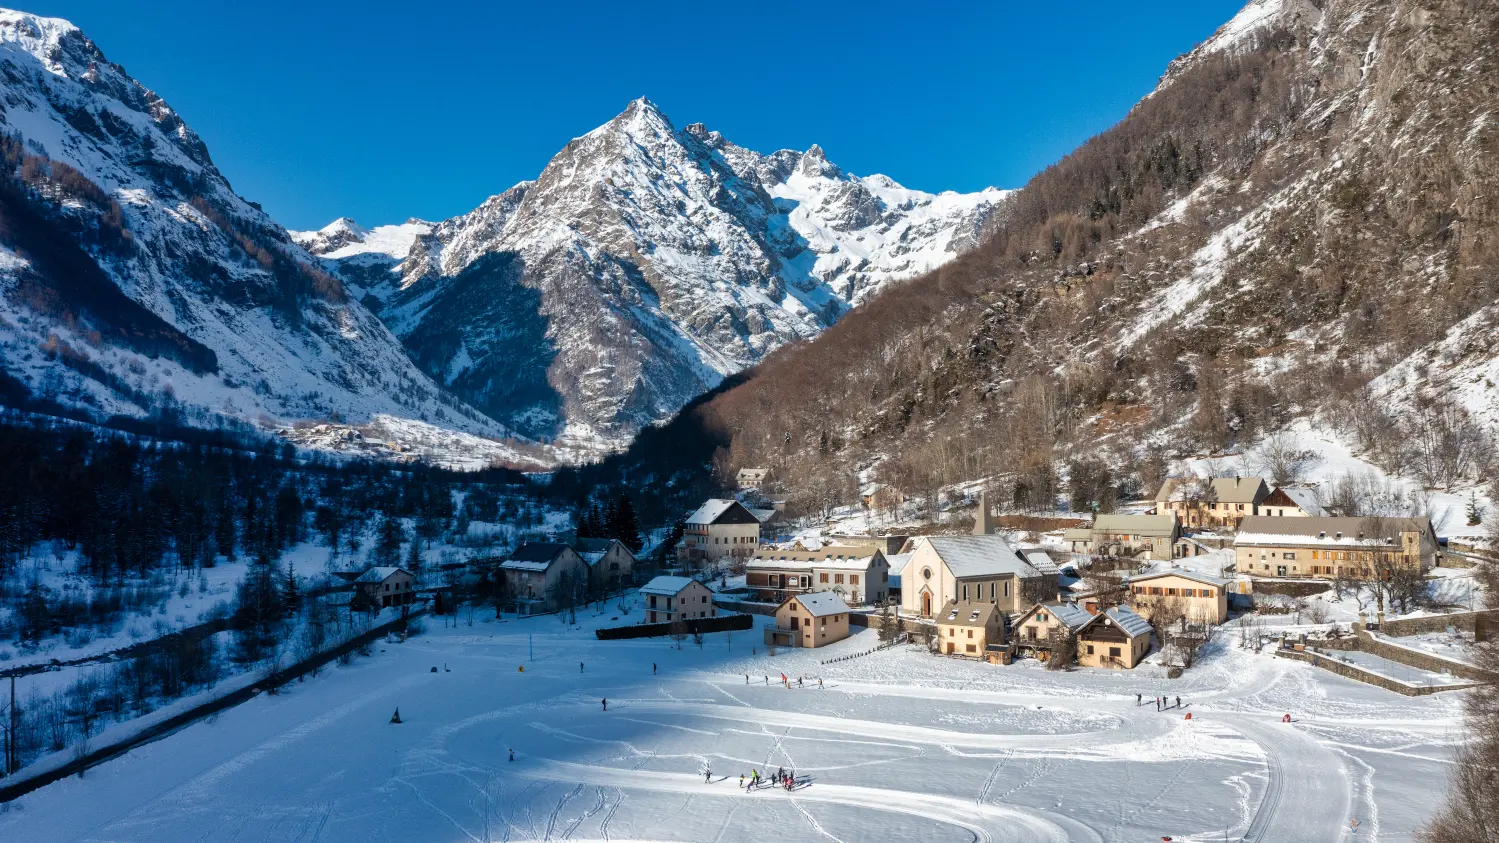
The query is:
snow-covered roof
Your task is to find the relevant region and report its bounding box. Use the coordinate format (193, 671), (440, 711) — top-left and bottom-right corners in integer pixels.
(1021, 550), (1061, 576)
(686, 499), (759, 526)
(791, 591), (850, 618)
(355, 566), (408, 583)
(884, 552), (913, 576)
(1062, 528), (1093, 541)
(922, 536), (1040, 580)
(640, 576), (700, 596)
(747, 546), (885, 571)
(1083, 606), (1152, 639)
(1268, 486), (1325, 515)
(1129, 570), (1229, 588)
(500, 543), (571, 571)
(1018, 602), (1092, 631)
(1234, 516), (1433, 548)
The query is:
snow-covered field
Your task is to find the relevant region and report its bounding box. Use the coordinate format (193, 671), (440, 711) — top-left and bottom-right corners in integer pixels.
(1, 607), (1462, 842)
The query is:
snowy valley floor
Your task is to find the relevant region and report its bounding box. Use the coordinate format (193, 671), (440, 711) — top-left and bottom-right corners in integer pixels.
(0, 608), (1463, 843)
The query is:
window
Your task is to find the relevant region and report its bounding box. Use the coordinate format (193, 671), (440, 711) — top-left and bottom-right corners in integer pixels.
(1003, 581), (1009, 598)
(1038, 612), (1048, 622)
(834, 574), (844, 584)
(819, 573), (828, 583)
(702, 595), (708, 603)
(948, 628), (955, 637)
(1166, 588), (1178, 596)
(966, 644), (976, 653)
(1109, 647), (1121, 658)
(851, 574), (859, 584)
(1086, 645), (1095, 655)
(1285, 552), (1296, 560)
(967, 629), (974, 638)
(962, 584), (969, 601)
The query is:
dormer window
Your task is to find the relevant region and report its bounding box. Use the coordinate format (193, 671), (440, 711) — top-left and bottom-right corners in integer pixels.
(1319, 532), (1326, 539)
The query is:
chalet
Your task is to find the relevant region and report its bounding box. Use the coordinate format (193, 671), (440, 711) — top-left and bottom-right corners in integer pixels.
(1077, 606), (1153, 669)
(640, 576), (716, 624)
(1155, 476), (1271, 530)
(1065, 513), (1180, 560)
(500, 543), (590, 614)
(736, 468), (771, 490)
(935, 600), (1004, 658)
(1232, 515), (1438, 579)
(573, 537), (635, 594)
(900, 535), (1057, 619)
(1258, 487), (1326, 518)
(1011, 602), (1092, 661)
(746, 546), (890, 605)
(764, 592), (851, 649)
(678, 499), (761, 566)
(1127, 571), (1229, 624)
(354, 566), (415, 609)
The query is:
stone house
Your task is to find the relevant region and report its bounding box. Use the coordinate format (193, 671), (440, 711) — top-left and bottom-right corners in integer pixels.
(736, 468), (771, 490)
(639, 576), (716, 624)
(1155, 476), (1272, 530)
(573, 537), (635, 595)
(934, 600), (1005, 658)
(1077, 606), (1153, 669)
(354, 566), (414, 609)
(900, 535), (1056, 619)
(1011, 602), (1093, 661)
(764, 592), (851, 649)
(678, 499), (761, 567)
(1127, 571), (1229, 624)
(500, 543), (590, 614)
(1232, 515), (1438, 579)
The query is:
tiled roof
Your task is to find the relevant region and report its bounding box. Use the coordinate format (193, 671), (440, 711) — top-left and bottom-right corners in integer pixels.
(937, 600), (1000, 627)
(1234, 515), (1433, 547)
(1093, 513), (1179, 538)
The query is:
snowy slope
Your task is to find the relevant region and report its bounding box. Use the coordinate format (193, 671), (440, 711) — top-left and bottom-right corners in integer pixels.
(0, 10), (546, 462)
(302, 99), (1007, 452)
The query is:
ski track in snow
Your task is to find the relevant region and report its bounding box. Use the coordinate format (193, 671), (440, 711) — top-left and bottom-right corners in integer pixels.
(0, 611), (1453, 843)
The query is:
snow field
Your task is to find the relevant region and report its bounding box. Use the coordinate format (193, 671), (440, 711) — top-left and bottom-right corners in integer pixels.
(0, 606), (1462, 842)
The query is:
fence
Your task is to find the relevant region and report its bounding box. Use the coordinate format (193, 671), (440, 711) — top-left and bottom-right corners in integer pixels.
(595, 613), (753, 641)
(819, 633), (908, 665)
(0, 609), (425, 803)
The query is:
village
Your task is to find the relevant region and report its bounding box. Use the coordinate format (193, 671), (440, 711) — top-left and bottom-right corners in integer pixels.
(310, 465), (1484, 693)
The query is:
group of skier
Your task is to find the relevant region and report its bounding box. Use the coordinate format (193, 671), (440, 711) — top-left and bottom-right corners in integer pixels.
(737, 767), (801, 791)
(1136, 693), (1183, 710)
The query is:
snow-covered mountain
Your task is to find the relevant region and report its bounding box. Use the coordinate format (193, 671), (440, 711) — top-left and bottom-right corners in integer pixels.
(303, 99), (1006, 451)
(0, 9), (551, 466)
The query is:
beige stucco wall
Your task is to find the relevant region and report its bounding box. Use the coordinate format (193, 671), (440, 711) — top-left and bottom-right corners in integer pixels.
(644, 580), (716, 623)
(682, 522), (761, 564)
(1235, 529), (1434, 579)
(1129, 575), (1228, 624)
(775, 598), (849, 648)
(1077, 629), (1149, 669)
(900, 543), (1027, 617)
(937, 618), (1002, 657)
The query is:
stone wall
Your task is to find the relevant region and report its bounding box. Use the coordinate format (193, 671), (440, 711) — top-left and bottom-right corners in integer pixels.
(1379, 610), (1498, 638)
(1355, 629), (1498, 684)
(1275, 649), (1473, 696)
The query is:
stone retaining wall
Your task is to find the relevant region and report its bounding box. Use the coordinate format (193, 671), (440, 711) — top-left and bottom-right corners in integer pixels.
(1275, 649), (1473, 696)
(1379, 610), (1498, 638)
(1355, 629), (1497, 684)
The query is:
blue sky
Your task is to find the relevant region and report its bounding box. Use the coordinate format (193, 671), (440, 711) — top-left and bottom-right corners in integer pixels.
(27, 1), (1248, 231)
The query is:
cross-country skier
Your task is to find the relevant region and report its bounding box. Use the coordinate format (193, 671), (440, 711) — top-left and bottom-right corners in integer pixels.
(601, 698), (607, 711)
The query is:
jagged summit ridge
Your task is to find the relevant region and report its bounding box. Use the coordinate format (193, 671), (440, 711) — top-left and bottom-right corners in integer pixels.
(305, 98), (1008, 452)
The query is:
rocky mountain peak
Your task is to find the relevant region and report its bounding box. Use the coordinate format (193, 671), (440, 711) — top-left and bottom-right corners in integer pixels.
(797, 143), (841, 180)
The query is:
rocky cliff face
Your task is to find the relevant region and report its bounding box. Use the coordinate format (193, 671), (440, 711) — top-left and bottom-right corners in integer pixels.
(305, 100), (1005, 451)
(0, 10), (538, 462)
(622, 0), (1499, 508)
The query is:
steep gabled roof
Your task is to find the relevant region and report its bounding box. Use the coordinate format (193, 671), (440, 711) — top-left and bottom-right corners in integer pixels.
(355, 566), (408, 583)
(1015, 602), (1093, 632)
(791, 591), (850, 618)
(500, 543), (570, 571)
(1021, 550), (1061, 576)
(686, 499), (761, 526)
(1262, 486), (1326, 515)
(922, 535), (1040, 579)
(1156, 476), (1270, 504)
(1081, 605), (1153, 639)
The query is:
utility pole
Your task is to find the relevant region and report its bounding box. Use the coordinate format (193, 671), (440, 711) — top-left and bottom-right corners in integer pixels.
(6, 673), (15, 775)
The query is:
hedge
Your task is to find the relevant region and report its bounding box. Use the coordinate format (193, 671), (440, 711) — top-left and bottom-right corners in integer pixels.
(596, 613), (753, 640)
